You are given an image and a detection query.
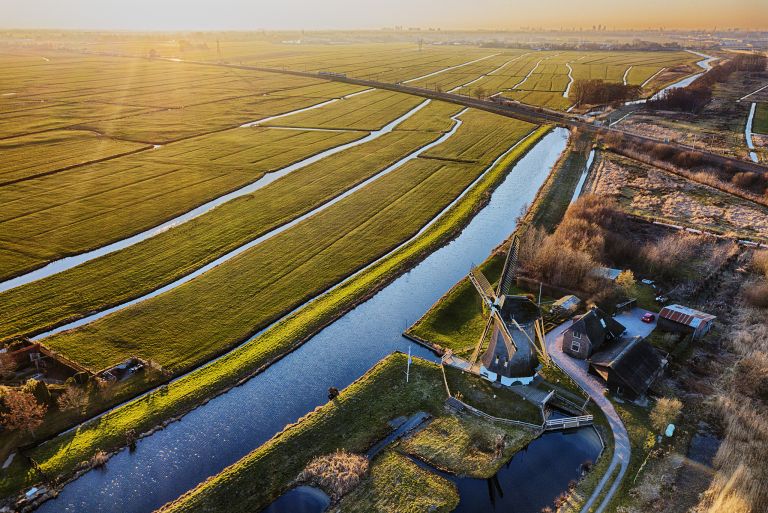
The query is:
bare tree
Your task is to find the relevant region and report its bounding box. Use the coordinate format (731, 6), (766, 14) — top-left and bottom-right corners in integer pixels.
(57, 385), (89, 414)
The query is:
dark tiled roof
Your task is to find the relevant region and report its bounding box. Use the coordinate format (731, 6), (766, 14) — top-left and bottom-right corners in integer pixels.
(568, 307), (625, 350)
(591, 337), (665, 397)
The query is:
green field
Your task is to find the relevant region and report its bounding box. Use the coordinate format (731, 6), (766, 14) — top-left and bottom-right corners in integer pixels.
(0, 127), (363, 280)
(0, 102), (461, 342)
(39, 115), (537, 374)
(0, 130), (149, 185)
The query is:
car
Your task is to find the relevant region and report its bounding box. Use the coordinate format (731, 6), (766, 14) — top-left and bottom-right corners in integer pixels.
(641, 313), (656, 323)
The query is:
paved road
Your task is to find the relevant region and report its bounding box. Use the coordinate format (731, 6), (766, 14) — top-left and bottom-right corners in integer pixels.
(545, 321), (631, 513)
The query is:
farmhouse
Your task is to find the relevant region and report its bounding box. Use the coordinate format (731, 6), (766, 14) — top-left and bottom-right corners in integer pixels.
(562, 306), (626, 360)
(589, 337), (667, 400)
(657, 304), (716, 340)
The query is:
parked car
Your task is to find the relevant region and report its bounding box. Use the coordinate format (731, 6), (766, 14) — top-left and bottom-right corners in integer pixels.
(641, 313), (656, 323)
(655, 295), (669, 304)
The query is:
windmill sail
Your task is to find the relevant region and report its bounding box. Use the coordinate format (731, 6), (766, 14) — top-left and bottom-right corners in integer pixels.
(497, 235), (520, 297)
(469, 269), (496, 306)
(470, 315), (494, 366)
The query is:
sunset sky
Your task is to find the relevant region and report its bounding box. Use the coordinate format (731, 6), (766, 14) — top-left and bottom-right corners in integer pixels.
(3, 0), (767, 31)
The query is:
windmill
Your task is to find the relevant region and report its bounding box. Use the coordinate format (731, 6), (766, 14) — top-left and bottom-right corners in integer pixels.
(467, 235), (548, 385)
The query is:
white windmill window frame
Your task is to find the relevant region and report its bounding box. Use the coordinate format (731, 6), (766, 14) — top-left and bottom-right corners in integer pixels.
(571, 340), (581, 352)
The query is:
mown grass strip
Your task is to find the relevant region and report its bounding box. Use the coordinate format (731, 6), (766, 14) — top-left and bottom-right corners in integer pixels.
(0, 124), (550, 499)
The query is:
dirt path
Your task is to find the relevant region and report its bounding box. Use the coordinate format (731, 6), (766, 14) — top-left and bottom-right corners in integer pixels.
(545, 322), (631, 513)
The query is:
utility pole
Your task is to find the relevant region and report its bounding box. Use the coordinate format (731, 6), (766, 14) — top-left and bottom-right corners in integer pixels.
(406, 346), (412, 383)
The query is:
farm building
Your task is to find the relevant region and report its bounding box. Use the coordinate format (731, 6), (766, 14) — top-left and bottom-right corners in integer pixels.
(562, 306), (626, 360)
(589, 266), (622, 282)
(589, 337), (667, 400)
(551, 295), (582, 317)
(657, 304), (716, 340)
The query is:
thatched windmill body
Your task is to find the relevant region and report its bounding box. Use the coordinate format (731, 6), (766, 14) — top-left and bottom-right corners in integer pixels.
(468, 236), (548, 386)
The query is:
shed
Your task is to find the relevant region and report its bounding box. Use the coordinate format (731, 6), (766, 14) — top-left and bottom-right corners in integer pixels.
(551, 295), (581, 316)
(562, 307), (626, 360)
(589, 337), (666, 400)
(589, 266), (622, 281)
(657, 304), (716, 340)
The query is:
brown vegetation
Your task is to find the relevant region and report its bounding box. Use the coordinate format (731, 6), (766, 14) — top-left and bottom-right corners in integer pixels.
(697, 266), (768, 513)
(0, 388), (47, 433)
(648, 53), (767, 112)
(601, 137), (768, 206)
(298, 450), (369, 501)
(571, 80), (641, 106)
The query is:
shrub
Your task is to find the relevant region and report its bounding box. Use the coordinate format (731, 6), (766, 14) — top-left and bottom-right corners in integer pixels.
(649, 397), (683, 433)
(298, 450), (369, 500)
(743, 282), (768, 308)
(90, 450), (108, 468)
(57, 385), (89, 413)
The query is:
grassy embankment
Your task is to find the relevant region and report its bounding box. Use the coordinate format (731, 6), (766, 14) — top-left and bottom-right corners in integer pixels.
(0, 123), (551, 499)
(156, 353), (539, 513)
(0, 101), (462, 342)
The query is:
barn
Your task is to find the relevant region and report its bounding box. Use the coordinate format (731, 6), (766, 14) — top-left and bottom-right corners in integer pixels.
(657, 304), (716, 340)
(589, 337), (667, 400)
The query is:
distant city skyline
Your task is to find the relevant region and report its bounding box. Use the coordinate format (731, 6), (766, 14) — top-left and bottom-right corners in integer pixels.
(2, 0), (768, 31)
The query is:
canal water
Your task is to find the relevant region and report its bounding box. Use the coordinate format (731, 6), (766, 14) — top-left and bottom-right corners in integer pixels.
(448, 427), (602, 513)
(35, 128), (569, 513)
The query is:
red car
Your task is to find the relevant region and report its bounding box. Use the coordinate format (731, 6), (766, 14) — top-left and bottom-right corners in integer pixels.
(641, 313), (656, 323)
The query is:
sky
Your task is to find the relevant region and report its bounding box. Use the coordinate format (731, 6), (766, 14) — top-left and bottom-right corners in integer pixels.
(2, 0), (767, 31)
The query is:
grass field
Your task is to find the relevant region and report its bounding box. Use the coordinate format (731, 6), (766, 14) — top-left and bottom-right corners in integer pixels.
(400, 413), (537, 478)
(333, 451), (459, 513)
(474, 50), (698, 109)
(0, 103), (461, 342)
(0, 124), (550, 500)
(39, 116), (537, 373)
(0, 130), (150, 185)
(0, 127), (363, 280)
(261, 90), (423, 130)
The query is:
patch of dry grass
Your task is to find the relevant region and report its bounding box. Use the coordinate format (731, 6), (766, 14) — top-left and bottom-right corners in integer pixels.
(298, 450), (369, 501)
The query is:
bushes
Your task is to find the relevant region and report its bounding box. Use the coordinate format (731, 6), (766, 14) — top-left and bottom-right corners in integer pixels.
(640, 232), (704, 282)
(298, 450), (369, 500)
(571, 80), (641, 106)
(743, 282), (768, 308)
